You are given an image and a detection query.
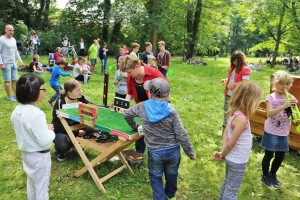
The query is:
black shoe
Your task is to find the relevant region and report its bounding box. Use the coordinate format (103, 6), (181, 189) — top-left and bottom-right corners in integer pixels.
(261, 174), (273, 187)
(270, 173), (282, 187)
(57, 153), (66, 162)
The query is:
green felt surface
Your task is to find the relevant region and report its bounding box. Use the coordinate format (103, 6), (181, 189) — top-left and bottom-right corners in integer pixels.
(58, 107), (139, 135)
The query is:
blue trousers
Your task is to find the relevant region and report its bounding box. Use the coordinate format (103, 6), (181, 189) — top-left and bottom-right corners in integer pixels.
(148, 145), (180, 200)
(50, 85), (62, 103)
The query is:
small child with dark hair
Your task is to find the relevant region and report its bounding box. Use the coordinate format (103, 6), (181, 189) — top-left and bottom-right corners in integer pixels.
(124, 78), (196, 200)
(11, 73), (55, 199)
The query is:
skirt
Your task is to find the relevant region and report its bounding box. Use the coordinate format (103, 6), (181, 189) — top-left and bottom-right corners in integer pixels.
(261, 131), (289, 152)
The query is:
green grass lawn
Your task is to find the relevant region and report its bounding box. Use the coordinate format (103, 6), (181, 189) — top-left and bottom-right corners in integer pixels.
(0, 55), (299, 200)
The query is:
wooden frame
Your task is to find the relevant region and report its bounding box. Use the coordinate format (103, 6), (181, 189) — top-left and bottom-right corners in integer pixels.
(57, 109), (140, 193)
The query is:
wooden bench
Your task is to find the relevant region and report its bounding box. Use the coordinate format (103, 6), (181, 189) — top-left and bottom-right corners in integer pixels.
(250, 75), (300, 151)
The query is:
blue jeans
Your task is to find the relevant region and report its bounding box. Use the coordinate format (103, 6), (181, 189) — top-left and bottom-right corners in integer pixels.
(101, 56), (108, 74)
(50, 85), (62, 103)
(148, 145), (180, 200)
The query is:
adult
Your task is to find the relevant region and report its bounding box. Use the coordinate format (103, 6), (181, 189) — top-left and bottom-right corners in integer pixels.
(87, 40), (98, 73)
(140, 42), (154, 65)
(121, 56), (166, 154)
(157, 41), (171, 77)
(122, 44), (129, 55)
(0, 24), (24, 102)
(30, 30), (38, 54)
(78, 38), (85, 56)
(61, 35), (70, 57)
(99, 42), (108, 75)
(52, 79), (97, 161)
(130, 43), (140, 58)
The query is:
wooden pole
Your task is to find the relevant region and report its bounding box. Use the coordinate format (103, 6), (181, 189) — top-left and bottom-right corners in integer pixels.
(103, 72), (109, 107)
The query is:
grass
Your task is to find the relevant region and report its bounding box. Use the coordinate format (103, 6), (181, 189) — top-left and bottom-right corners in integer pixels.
(0, 55), (299, 200)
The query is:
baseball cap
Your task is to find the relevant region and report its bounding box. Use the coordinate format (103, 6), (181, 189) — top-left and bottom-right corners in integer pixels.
(143, 78), (170, 98)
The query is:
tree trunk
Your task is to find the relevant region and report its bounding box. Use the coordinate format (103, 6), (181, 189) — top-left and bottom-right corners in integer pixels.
(110, 22), (122, 43)
(148, 0), (159, 52)
(35, 0), (45, 29)
(22, 0), (31, 28)
(271, 3), (286, 68)
(102, 0), (111, 42)
(186, 0), (202, 59)
(42, 0), (51, 30)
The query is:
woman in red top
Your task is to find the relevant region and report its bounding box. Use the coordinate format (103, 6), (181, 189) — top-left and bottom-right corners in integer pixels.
(220, 51), (250, 128)
(121, 56), (166, 153)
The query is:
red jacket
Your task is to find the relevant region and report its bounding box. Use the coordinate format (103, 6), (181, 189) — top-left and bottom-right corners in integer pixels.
(224, 65), (250, 96)
(127, 64), (165, 103)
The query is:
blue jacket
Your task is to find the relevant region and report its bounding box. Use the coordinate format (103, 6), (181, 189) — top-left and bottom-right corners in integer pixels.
(49, 66), (70, 86)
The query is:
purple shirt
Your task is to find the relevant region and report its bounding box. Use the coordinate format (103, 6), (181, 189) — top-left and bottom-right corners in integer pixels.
(264, 93), (291, 136)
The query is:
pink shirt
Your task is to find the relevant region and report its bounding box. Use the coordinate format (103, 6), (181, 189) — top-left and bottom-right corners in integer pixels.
(264, 93), (291, 136)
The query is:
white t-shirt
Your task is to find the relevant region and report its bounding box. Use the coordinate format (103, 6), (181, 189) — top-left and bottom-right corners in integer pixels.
(11, 104), (55, 152)
(73, 63), (82, 77)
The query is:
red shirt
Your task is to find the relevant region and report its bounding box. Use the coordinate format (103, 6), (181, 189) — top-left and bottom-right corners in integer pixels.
(127, 65), (165, 103)
(224, 65), (250, 96)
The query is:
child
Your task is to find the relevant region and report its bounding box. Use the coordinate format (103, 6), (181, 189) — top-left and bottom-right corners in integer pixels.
(149, 55), (158, 68)
(52, 79), (97, 161)
(11, 73), (55, 199)
(261, 70), (298, 187)
(220, 51), (250, 128)
(48, 58), (72, 106)
(124, 78), (196, 200)
(114, 56), (127, 99)
(82, 62), (91, 85)
(214, 81), (262, 200)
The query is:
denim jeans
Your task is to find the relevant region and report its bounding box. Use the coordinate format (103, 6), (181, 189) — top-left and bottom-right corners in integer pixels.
(50, 85), (62, 103)
(101, 56), (108, 74)
(148, 145), (180, 200)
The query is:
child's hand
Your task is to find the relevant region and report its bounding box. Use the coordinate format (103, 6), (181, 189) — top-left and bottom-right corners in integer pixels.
(283, 99), (297, 109)
(48, 124), (54, 131)
(114, 80), (119, 85)
(78, 130), (86, 137)
(214, 152), (225, 162)
(220, 78), (227, 84)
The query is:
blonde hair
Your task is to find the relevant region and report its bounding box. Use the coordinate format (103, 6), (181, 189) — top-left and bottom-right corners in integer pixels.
(121, 56), (140, 72)
(227, 81), (262, 118)
(131, 43), (140, 49)
(272, 70), (293, 91)
(158, 41), (165, 47)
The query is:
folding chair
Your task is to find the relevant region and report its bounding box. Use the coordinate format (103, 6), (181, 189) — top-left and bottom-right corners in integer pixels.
(49, 53), (55, 66)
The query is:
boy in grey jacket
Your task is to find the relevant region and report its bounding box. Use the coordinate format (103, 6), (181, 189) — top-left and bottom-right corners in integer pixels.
(124, 78), (196, 200)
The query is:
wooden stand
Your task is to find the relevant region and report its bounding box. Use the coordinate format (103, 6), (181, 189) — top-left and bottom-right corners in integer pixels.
(250, 75), (300, 151)
(57, 105), (141, 193)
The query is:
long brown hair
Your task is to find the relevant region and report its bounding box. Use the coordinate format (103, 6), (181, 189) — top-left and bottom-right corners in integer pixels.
(230, 51), (246, 73)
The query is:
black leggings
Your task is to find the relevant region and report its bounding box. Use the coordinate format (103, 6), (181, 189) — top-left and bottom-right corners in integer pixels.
(262, 150), (285, 176)
(54, 126), (97, 155)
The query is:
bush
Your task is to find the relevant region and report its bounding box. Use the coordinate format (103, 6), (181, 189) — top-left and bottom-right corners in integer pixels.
(37, 30), (62, 54)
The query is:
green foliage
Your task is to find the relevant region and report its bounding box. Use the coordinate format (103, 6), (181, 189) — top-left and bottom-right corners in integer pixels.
(37, 30), (64, 54)
(0, 56), (299, 199)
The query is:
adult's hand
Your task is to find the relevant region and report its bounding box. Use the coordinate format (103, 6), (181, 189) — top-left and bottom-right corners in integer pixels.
(0, 64), (5, 69)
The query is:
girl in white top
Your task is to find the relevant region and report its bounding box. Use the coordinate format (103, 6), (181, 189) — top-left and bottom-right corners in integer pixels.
(11, 73), (55, 200)
(214, 81), (262, 200)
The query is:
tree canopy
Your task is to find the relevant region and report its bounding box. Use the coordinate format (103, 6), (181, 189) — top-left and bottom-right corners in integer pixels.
(1, 0), (299, 63)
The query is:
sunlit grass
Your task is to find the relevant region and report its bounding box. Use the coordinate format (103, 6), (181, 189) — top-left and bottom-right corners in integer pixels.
(0, 55), (299, 199)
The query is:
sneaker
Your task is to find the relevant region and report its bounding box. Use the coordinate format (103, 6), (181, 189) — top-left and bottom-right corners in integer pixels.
(109, 156), (120, 162)
(57, 154), (66, 162)
(7, 96), (17, 102)
(270, 173), (282, 187)
(167, 197), (176, 200)
(48, 100), (53, 107)
(261, 174), (273, 187)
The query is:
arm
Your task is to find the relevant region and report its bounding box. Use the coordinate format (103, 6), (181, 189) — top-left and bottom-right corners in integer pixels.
(172, 111), (196, 159)
(58, 68), (70, 76)
(31, 112), (55, 146)
(220, 115), (248, 158)
(123, 106), (140, 131)
(266, 100), (296, 118)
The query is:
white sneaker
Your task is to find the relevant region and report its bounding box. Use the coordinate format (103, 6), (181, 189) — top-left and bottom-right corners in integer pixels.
(7, 96), (17, 102)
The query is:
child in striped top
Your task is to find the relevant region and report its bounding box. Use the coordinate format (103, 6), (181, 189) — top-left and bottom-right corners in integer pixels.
(214, 81), (262, 200)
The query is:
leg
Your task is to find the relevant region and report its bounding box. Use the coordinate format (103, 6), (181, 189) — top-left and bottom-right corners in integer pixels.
(49, 85), (62, 103)
(54, 133), (73, 156)
(222, 96), (231, 128)
(135, 136), (146, 154)
(148, 150), (165, 200)
(219, 162), (229, 200)
(270, 151), (285, 175)
(3, 81), (11, 97)
(164, 146), (180, 198)
(262, 150), (274, 175)
(11, 80), (17, 96)
(220, 160), (247, 200)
